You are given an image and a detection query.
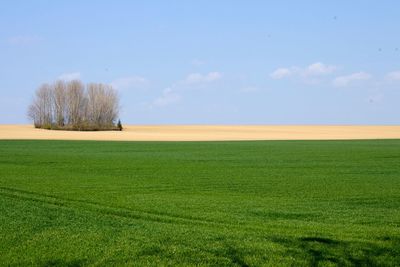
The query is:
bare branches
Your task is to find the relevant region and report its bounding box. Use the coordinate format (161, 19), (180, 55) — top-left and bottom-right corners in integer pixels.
(53, 80), (67, 126)
(28, 79), (120, 131)
(86, 83), (119, 128)
(27, 84), (53, 128)
(66, 80), (85, 128)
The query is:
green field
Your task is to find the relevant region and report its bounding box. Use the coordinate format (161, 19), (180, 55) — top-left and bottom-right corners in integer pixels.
(1, 140), (400, 266)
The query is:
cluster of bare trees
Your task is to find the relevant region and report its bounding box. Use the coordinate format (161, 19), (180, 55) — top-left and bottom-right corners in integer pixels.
(28, 80), (121, 131)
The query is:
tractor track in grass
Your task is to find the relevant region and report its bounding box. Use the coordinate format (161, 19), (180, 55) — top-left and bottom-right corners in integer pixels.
(0, 186), (373, 235)
(0, 186), (235, 228)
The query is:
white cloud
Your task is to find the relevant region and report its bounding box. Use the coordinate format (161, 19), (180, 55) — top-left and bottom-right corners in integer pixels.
(385, 71), (400, 81)
(270, 62), (336, 80)
(7, 35), (42, 45)
(184, 72), (222, 84)
(111, 76), (148, 90)
(149, 71), (220, 108)
(333, 72), (371, 87)
(58, 72), (81, 81)
(305, 62), (336, 76)
(152, 88), (181, 107)
(270, 68), (292, 79)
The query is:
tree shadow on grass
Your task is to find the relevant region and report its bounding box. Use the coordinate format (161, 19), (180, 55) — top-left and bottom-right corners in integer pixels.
(269, 235), (400, 266)
(43, 258), (86, 267)
(225, 244), (250, 267)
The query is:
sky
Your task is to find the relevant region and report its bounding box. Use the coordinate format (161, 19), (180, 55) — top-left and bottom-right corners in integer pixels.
(0, 0), (399, 125)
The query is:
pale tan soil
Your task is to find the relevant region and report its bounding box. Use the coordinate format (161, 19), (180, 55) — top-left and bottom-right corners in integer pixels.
(1, 125), (400, 141)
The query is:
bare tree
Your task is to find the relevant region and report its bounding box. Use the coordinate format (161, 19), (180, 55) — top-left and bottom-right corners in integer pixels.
(27, 103), (40, 128)
(28, 84), (53, 128)
(86, 83), (102, 126)
(87, 83), (119, 127)
(66, 80), (86, 128)
(53, 80), (67, 127)
(28, 79), (120, 131)
(102, 84), (119, 126)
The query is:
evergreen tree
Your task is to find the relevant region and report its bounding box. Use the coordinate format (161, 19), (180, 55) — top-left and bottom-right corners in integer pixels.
(117, 119), (123, 131)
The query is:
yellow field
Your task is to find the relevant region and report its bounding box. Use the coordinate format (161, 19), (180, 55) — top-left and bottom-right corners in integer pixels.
(1, 124), (400, 141)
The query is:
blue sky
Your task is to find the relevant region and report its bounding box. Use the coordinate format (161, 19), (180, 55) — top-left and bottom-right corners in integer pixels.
(1, 0), (399, 124)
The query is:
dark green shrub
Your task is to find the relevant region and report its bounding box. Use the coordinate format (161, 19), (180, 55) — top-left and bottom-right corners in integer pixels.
(117, 119), (123, 131)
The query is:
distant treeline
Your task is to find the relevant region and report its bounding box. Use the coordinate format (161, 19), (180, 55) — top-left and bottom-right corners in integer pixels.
(28, 80), (122, 131)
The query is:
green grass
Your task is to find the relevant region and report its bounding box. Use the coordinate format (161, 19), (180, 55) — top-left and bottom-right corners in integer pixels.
(1, 140), (400, 266)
